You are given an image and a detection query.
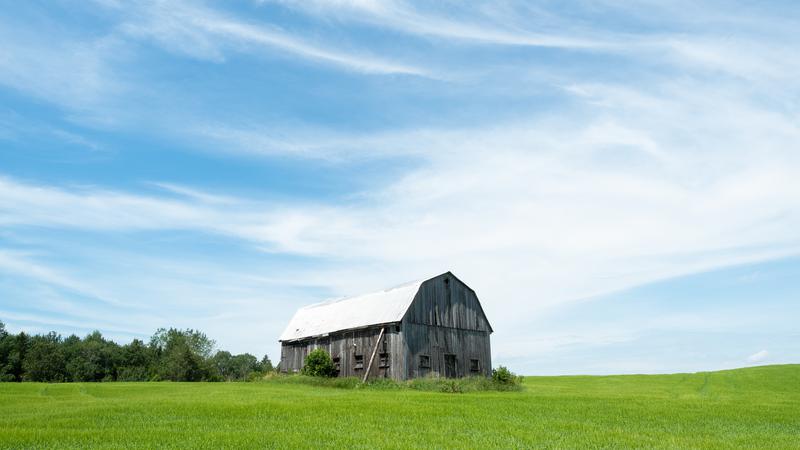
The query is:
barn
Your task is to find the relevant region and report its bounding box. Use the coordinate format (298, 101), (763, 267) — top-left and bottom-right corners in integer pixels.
(279, 272), (492, 381)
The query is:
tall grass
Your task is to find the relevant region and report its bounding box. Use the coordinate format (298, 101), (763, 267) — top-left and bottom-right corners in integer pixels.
(263, 373), (522, 392)
(1, 364), (798, 448)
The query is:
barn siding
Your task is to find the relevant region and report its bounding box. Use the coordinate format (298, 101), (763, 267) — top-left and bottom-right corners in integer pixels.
(280, 325), (405, 380)
(280, 271), (492, 381)
(400, 273), (492, 379)
(401, 322), (491, 379)
(403, 273), (492, 333)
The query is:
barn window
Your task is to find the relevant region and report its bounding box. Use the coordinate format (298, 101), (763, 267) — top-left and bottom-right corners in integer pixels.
(332, 356), (341, 372)
(470, 359), (480, 372)
(379, 353), (389, 368)
(419, 354), (430, 368)
(353, 354), (364, 370)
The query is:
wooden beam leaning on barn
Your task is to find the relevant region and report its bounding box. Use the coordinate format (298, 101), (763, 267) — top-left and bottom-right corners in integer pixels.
(362, 327), (385, 383)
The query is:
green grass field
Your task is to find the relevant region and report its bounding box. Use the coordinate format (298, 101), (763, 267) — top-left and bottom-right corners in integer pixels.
(1, 364), (798, 449)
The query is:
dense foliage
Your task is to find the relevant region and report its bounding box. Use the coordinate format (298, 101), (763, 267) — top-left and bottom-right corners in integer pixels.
(300, 348), (336, 377)
(0, 320), (273, 382)
(491, 365), (523, 386)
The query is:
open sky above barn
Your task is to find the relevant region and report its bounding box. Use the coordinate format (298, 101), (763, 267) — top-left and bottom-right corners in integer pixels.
(1, 1), (799, 374)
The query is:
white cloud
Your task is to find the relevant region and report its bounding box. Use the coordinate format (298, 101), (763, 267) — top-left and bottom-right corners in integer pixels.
(0, 250), (126, 306)
(0, 241), (313, 355)
(266, 0), (612, 49)
(2, 52), (800, 343)
(2, 0), (799, 370)
(4, 65), (800, 303)
(0, 21), (125, 118)
(747, 349), (769, 363)
(267, 0), (800, 87)
(3, 95), (800, 322)
(114, 1), (428, 76)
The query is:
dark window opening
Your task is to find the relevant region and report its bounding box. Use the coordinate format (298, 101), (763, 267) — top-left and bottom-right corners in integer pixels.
(354, 354), (364, 370)
(379, 353), (389, 368)
(419, 354), (430, 368)
(470, 359), (480, 372)
(332, 356), (341, 372)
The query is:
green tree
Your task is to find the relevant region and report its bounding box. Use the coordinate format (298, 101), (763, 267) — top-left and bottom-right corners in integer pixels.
(0, 324), (267, 383)
(0, 321), (14, 381)
(118, 339), (152, 381)
(301, 348), (335, 377)
(212, 352), (260, 380)
(0, 331), (29, 381)
(150, 328), (215, 359)
(151, 329), (215, 381)
(66, 331), (119, 382)
(230, 353), (259, 380)
(212, 350), (233, 380)
(163, 343), (205, 381)
(259, 354), (274, 373)
(23, 332), (66, 382)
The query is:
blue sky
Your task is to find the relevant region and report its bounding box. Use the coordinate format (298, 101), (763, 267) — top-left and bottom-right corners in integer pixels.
(1, 0), (799, 374)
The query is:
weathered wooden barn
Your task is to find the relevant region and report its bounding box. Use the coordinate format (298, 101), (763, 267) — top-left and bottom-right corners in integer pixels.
(279, 272), (492, 380)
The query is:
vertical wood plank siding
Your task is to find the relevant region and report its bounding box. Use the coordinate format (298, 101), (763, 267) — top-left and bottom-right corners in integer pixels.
(400, 274), (492, 379)
(402, 273), (492, 332)
(280, 272), (492, 380)
(280, 325), (405, 380)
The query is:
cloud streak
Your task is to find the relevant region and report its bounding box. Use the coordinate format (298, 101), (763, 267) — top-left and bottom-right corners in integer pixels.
(116, 1), (428, 76)
(747, 349), (769, 363)
(2, 0), (799, 371)
(0, 19), (125, 120)
(266, 0), (613, 49)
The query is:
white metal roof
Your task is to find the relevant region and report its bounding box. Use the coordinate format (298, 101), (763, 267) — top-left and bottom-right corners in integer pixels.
(279, 279), (424, 341)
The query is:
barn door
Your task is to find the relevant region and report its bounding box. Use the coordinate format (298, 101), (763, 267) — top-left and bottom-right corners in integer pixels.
(444, 354), (457, 378)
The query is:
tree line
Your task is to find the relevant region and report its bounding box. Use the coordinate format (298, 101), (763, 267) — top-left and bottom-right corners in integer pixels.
(0, 320), (274, 382)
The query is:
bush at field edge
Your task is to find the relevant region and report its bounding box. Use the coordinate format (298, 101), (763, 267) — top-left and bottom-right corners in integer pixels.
(263, 372), (523, 393)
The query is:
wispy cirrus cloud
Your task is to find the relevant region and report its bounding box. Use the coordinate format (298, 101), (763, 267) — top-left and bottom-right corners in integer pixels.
(265, 0), (611, 49)
(0, 250), (123, 306)
(0, 0), (431, 127)
(2, 0), (800, 371)
(0, 20), (125, 120)
(3, 82), (800, 317)
(113, 1), (429, 76)
(747, 349), (769, 363)
(266, 0), (800, 86)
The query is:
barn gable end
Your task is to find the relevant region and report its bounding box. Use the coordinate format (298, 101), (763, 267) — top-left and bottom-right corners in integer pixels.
(402, 272), (492, 333)
(400, 272), (493, 379)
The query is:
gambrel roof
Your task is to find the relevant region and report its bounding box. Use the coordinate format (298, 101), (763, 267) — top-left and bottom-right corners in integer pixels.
(279, 279), (424, 342)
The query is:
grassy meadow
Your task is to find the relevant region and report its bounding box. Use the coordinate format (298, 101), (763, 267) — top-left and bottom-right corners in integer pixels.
(0, 364), (798, 449)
